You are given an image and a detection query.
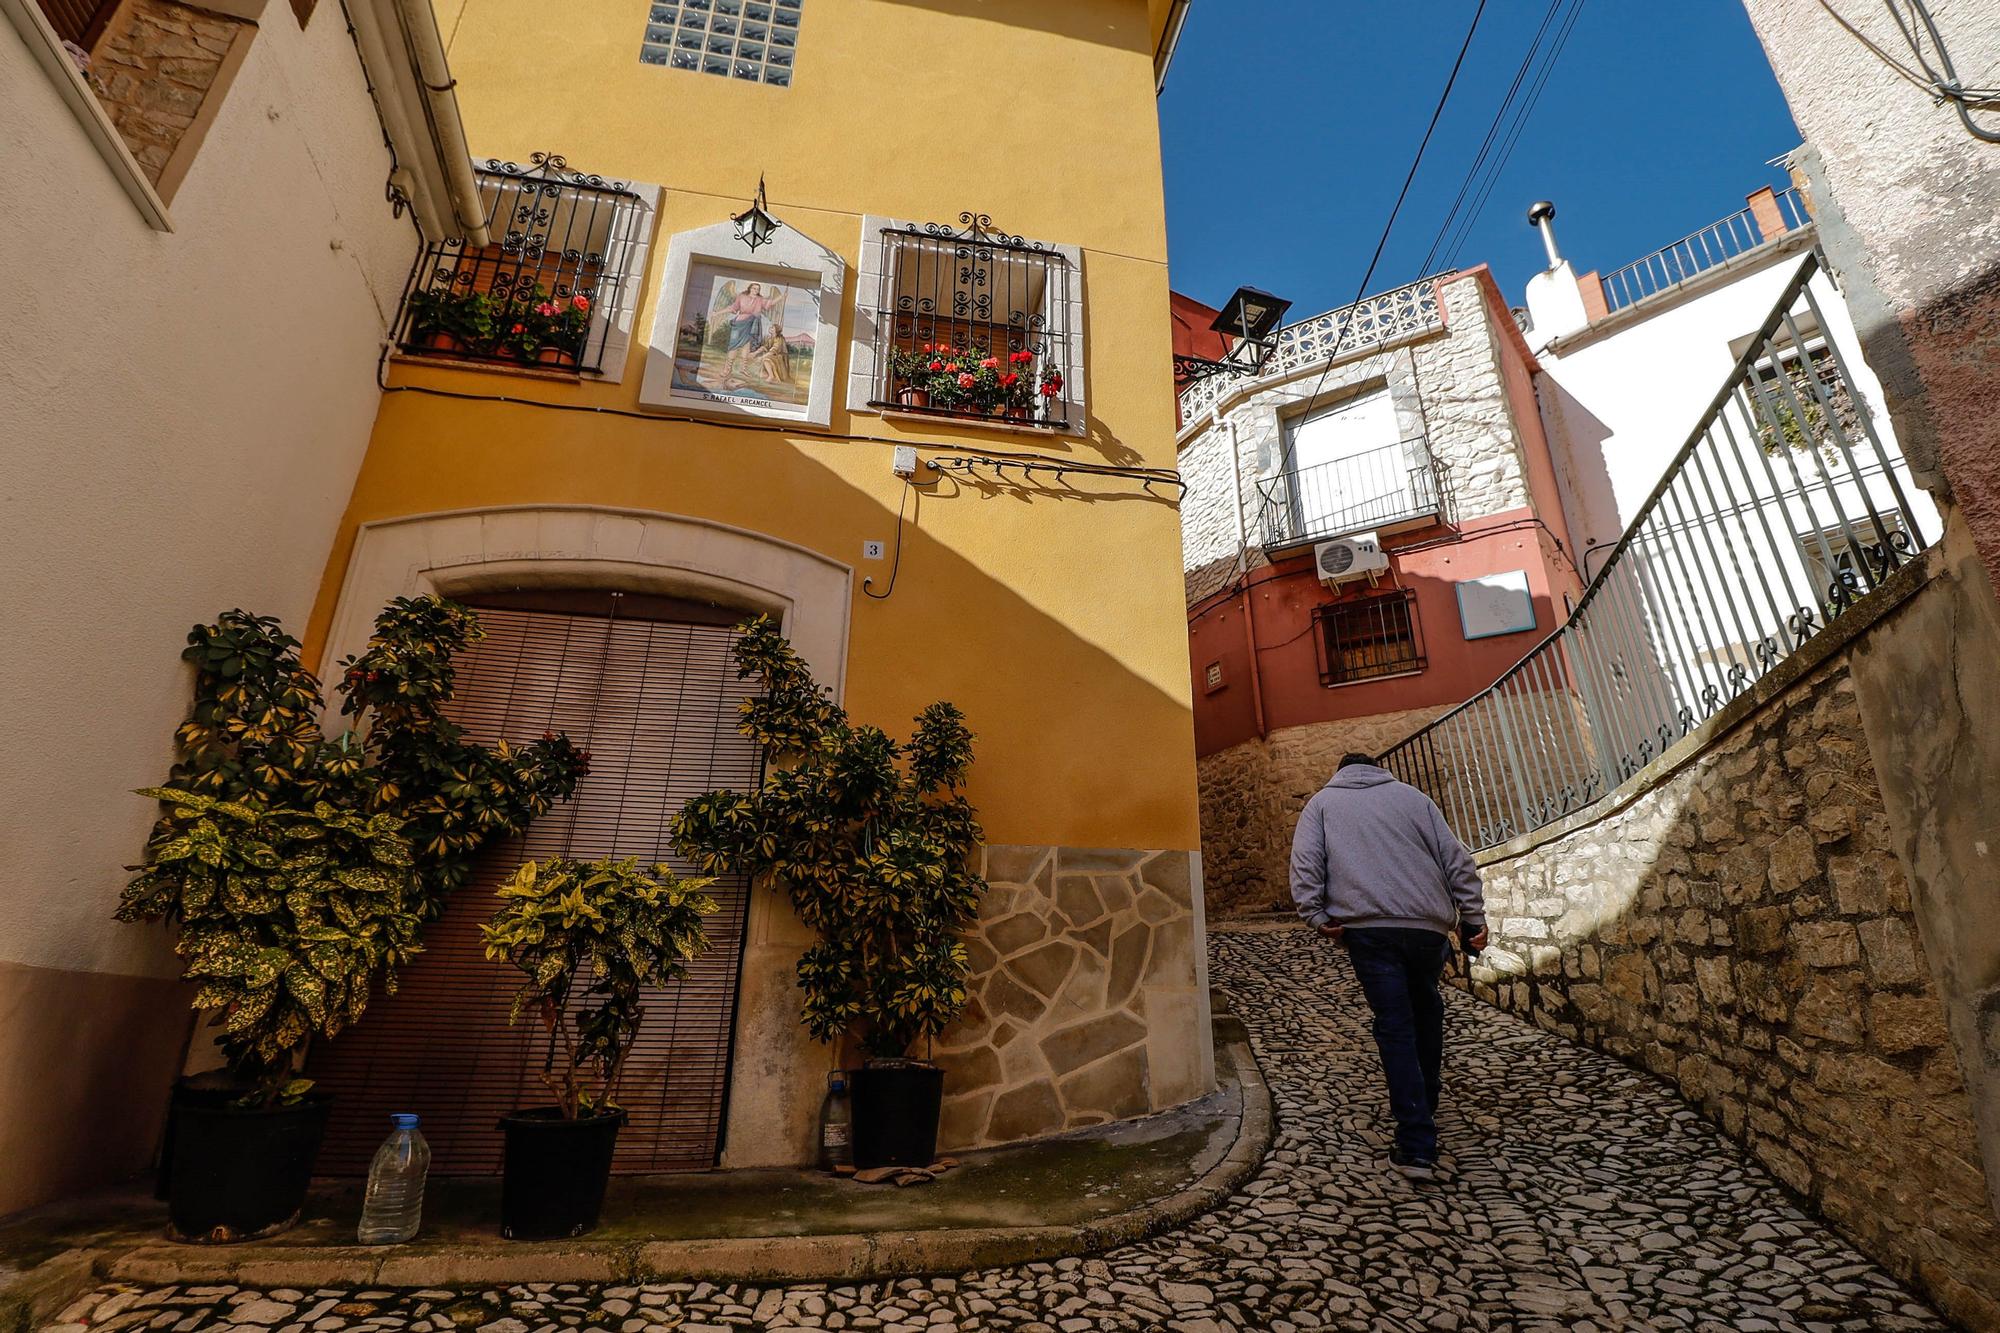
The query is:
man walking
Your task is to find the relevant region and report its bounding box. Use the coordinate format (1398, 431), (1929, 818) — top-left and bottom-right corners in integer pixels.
(1291, 752), (1486, 1180)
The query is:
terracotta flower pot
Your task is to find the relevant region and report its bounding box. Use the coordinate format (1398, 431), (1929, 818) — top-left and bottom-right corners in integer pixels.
(897, 387), (931, 409)
(537, 345), (574, 367)
(1004, 405), (1031, 422)
(418, 330), (458, 353)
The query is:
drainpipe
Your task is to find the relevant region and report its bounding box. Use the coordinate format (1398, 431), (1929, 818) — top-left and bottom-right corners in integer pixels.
(392, 0), (491, 245)
(1240, 582), (1267, 741)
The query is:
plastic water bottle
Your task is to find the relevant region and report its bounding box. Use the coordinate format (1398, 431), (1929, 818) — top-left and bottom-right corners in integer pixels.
(357, 1113), (430, 1244)
(818, 1072), (853, 1172)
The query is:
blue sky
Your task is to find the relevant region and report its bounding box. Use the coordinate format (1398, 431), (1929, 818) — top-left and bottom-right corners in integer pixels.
(1159, 0), (1803, 320)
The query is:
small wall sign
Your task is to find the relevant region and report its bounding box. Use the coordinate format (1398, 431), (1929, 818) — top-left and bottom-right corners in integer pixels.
(1203, 661), (1226, 694)
(1456, 569), (1537, 640)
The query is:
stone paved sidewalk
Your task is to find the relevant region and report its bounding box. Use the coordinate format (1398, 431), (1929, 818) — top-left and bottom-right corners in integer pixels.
(53, 926), (1951, 1332)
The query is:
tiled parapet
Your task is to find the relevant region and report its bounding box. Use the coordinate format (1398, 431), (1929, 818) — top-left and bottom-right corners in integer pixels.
(932, 846), (1212, 1149)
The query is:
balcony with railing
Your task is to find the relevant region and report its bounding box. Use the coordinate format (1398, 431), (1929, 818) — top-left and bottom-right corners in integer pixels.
(1598, 186), (1811, 314)
(395, 154), (642, 374)
(1257, 438), (1445, 550)
(1178, 274), (1448, 422)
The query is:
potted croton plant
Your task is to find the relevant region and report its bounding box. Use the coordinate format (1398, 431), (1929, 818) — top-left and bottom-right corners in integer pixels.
(120, 599), (587, 1241)
(484, 857), (717, 1239)
(673, 617), (986, 1168)
(121, 793), (420, 1241)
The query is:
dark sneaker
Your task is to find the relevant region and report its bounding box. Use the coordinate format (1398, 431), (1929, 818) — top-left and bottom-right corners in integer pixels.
(1388, 1146), (1437, 1181)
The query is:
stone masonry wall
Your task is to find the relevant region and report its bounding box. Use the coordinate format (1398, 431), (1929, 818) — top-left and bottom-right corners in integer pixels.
(931, 845), (1209, 1151)
(90, 0), (246, 183)
(1199, 706), (1449, 918)
(1467, 651), (2000, 1330)
(1178, 272), (1533, 609)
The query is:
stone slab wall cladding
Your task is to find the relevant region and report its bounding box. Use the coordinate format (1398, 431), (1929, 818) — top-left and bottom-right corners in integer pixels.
(91, 0), (244, 181)
(1467, 647), (2000, 1328)
(1197, 705), (1449, 918)
(931, 846), (1208, 1149)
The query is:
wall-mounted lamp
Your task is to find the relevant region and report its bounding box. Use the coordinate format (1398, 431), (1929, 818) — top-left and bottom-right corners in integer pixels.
(733, 175), (781, 253)
(1173, 284), (1294, 382)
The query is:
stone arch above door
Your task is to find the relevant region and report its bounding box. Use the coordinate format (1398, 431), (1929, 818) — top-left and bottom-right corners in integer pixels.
(323, 505), (853, 699)
(320, 504), (853, 1169)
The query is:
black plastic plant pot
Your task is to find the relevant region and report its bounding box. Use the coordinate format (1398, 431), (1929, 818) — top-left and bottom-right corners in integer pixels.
(497, 1107), (626, 1240)
(850, 1060), (945, 1169)
(165, 1082), (332, 1243)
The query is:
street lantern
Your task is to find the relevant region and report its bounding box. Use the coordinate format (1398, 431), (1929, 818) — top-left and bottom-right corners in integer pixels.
(733, 175), (781, 253)
(1175, 284), (1294, 382)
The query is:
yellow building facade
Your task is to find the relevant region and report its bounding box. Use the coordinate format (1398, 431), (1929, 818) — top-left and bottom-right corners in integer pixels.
(298, 0), (1210, 1171)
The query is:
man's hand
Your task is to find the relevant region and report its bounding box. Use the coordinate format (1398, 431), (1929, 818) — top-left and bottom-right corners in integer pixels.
(1316, 922), (1345, 945)
(1467, 928), (1488, 952)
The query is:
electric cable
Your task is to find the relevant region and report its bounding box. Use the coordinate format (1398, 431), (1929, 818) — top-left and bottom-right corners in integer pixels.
(1279, 0), (1493, 481)
(1820, 0), (2000, 142)
(1443, 0), (1590, 267)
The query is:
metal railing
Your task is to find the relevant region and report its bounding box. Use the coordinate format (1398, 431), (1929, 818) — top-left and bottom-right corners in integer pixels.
(1178, 274), (1449, 421)
(1258, 438), (1445, 548)
(1378, 253), (1933, 851)
(396, 153), (642, 374)
(1600, 187), (1811, 313)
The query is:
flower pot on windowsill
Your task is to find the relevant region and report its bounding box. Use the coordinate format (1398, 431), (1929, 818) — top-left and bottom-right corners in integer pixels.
(1003, 405), (1032, 423)
(849, 1058), (945, 1169)
(497, 1106), (626, 1240)
(896, 387), (932, 409)
(536, 346), (577, 368)
(414, 330), (460, 354)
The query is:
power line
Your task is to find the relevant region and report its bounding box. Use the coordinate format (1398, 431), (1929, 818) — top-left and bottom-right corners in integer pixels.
(1284, 0), (1493, 457)
(1411, 0), (1569, 282)
(1443, 0), (1590, 267)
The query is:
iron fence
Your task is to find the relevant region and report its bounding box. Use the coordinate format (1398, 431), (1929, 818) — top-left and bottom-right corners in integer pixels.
(1258, 438), (1445, 548)
(396, 153), (642, 374)
(1600, 187), (1811, 313)
(1378, 253), (1934, 850)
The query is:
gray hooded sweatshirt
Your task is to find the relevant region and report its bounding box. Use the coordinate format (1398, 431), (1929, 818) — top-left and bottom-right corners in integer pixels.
(1290, 764), (1486, 936)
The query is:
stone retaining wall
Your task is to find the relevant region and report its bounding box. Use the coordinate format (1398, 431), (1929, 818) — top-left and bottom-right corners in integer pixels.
(1198, 707), (1448, 917)
(1466, 649), (2000, 1330)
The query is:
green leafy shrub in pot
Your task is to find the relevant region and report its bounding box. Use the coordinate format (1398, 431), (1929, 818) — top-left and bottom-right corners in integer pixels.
(120, 596), (588, 1239)
(671, 617), (986, 1166)
(483, 857), (716, 1238)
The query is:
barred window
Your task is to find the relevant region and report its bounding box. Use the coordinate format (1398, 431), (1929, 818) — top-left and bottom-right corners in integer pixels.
(639, 0), (801, 87)
(859, 214), (1081, 433)
(1315, 590), (1425, 687)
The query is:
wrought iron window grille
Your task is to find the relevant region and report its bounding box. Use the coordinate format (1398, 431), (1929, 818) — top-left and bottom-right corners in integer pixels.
(865, 213), (1077, 432)
(395, 153), (641, 376)
(1314, 590), (1426, 687)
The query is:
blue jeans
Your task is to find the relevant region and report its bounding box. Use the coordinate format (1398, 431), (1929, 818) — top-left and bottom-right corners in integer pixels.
(1344, 926), (1449, 1160)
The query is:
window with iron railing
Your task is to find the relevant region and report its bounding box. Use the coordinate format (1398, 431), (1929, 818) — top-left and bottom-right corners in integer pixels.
(396, 154), (645, 376)
(859, 213), (1081, 432)
(1315, 590), (1425, 687)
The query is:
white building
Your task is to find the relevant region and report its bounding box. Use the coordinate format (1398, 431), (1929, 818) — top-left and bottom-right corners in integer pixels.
(1523, 185), (1940, 598)
(0, 0), (477, 1213)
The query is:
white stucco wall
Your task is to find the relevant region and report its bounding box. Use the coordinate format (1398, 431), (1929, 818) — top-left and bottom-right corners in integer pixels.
(1533, 245), (1909, 562)
(0, 11), (414, 983)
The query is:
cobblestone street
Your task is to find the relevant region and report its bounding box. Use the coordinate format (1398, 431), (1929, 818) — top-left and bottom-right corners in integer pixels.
(61, 925), (1952, 1333)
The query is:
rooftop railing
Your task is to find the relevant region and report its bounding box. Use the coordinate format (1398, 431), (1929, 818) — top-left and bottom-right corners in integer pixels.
(1178, 275), (1449, 421)
(1599, 187), (1811, 314)
(1377, 252), (1933, 851)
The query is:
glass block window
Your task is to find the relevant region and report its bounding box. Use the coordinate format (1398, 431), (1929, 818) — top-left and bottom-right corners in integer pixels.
(640, 0), (800, 86)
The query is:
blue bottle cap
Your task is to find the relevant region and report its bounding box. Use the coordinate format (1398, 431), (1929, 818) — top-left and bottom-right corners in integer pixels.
(392, 1112), (420, 1128)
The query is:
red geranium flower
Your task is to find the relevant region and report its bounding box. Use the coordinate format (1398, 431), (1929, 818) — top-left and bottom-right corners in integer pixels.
(956, 372), (976, 389)
(980, 356), (1000, 369)
(929, 359), (945, 371)
(572, 295), (590, 313)
(1010, 349), (1033, 364)
(999, 372), (1020, 387)
(511, 322), (526, 333)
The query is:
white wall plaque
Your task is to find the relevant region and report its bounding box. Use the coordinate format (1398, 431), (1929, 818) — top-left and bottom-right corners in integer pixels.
(1456, 569), (1537, 640)
(640, 216), (846, 426)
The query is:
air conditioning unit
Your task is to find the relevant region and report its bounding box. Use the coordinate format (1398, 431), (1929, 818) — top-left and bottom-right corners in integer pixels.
(1314, 533), (1389, 588)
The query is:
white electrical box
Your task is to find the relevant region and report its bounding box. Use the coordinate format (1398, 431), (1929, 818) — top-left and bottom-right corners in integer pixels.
(892, 446), (919, 478)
